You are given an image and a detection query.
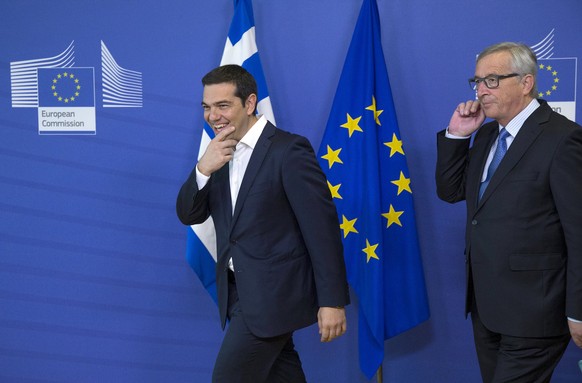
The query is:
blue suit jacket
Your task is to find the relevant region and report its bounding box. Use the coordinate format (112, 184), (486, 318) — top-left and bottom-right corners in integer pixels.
(177, 122), (350, 337)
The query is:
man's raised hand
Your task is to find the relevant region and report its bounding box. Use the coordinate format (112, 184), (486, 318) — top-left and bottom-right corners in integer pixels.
(197, 126), (238, 176)
(448, 100), (486, 137)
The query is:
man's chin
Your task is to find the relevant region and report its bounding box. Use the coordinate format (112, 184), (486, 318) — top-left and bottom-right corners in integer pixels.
(480, 104), (495, 117)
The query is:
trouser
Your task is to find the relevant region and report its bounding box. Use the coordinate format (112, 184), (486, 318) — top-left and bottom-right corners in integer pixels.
(212, 270), (307, 383)
(470, 300), (570, 383)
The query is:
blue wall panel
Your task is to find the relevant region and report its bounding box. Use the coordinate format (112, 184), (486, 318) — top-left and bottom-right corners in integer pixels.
(1, 0), (581, 381)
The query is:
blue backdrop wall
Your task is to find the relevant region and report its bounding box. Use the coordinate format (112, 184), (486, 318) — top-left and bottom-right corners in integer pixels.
(1, 1), (581, 382)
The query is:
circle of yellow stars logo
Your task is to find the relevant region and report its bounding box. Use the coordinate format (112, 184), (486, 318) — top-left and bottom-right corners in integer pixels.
(51, 72), (81, 104)
(538, 64), (559, 98)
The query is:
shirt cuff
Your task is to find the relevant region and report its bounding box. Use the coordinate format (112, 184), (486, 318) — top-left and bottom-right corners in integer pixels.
(445, 127), (471, 139)
(195, 165), (210, 189)
(568, 317), (582, 323)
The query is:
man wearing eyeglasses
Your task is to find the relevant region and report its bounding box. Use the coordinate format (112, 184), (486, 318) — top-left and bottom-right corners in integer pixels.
(436, 42), (582, 382)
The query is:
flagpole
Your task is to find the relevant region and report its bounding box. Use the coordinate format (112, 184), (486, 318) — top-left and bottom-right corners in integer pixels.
(376, 365), (383, 383)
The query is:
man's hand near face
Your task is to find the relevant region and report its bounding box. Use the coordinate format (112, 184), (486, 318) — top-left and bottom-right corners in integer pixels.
(448, 100), (486, 137)
(197, 126), (238, 176)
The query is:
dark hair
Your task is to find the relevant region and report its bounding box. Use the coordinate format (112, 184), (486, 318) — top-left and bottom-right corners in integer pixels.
(201, 65), (258, 113)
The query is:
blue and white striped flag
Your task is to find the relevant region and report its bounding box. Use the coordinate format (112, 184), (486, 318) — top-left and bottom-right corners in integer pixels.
(186, 0), (275, 303)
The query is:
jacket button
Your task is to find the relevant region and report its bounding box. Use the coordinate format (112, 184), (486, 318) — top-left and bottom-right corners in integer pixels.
(471, 220), (478, 225)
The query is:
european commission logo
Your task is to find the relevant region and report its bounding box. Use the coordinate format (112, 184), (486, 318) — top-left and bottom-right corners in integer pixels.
(531, 29), (578, 121)
(10, 40), (143, 135)
(37, 67), (96, 135)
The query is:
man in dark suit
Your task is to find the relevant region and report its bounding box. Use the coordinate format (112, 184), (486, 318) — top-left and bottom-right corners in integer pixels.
(177, 64), (350, 383)
(436, 42), (582, 382)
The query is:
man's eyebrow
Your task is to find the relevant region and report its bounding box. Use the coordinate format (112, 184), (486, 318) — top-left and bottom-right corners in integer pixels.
(201, 100), (232, 106)
(474, 73), (501, 78)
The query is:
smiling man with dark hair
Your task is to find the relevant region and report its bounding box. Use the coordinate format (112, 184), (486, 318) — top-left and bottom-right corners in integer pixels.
(177, 64), (350, 383)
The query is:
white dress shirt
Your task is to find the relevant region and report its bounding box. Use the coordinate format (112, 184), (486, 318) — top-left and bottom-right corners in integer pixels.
(195, 115), (268, 270)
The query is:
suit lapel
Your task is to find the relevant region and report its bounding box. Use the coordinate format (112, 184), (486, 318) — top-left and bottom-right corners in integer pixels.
(230, 122), (275, 230)
(477, 102), (551, 207)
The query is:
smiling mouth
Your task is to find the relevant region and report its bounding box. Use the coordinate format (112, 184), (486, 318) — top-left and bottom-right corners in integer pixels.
(213, 124), (228, 131)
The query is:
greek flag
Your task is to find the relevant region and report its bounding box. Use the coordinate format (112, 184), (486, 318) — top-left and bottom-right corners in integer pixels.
(186, 0), (275, 303)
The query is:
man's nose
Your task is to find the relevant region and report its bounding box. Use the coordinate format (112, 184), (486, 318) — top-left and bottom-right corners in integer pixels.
(208, 108), (220, 121)
(476, 81), (489, 97)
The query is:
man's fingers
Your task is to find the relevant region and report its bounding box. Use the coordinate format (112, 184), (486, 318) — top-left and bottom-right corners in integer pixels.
(468, 100), (481, 114)
(318, 307), (346, 342)
(320, 327), (330, 342)
(221, 145), (236, 158)
(321, 324), (346, 342)
(568, 321), (582, 349)
(215, 125), (236, 141)
(456, 100), (480, 116)
(318, 307), (347, 342)
(197, 131), (238, 176)
(210, 136), (237, 154)
(222, 138), (238, 149)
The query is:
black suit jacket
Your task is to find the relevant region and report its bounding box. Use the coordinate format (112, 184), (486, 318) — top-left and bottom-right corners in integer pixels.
(436, 100), (582, 337)
(177, 122), (350, 337)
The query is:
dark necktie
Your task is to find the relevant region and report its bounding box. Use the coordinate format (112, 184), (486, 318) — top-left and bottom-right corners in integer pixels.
(479, 128), (510, 200)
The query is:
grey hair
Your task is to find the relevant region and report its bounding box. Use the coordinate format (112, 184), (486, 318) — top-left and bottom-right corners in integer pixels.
(477, 42), (538, 98)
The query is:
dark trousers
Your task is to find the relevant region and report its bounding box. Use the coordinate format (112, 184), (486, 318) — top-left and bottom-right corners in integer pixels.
(470, 301), (570, 383)
(212, 271), (307, 383)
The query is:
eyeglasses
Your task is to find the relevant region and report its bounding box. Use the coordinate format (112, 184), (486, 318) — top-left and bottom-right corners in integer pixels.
(468, 73), (520, 90)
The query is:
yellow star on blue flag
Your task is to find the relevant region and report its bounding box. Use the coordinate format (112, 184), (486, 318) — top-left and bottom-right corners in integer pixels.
(317, 0), (430, 378)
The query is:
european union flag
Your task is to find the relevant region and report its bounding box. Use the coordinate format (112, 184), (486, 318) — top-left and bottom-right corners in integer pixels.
(38, 68), (95, 107)
(536, 58), (576, 101)
(317, 0), (430, 378)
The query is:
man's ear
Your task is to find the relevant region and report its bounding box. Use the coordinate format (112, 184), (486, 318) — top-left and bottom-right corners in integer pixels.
(245, 93), (257, 115)
(521, 74), (535, 96)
